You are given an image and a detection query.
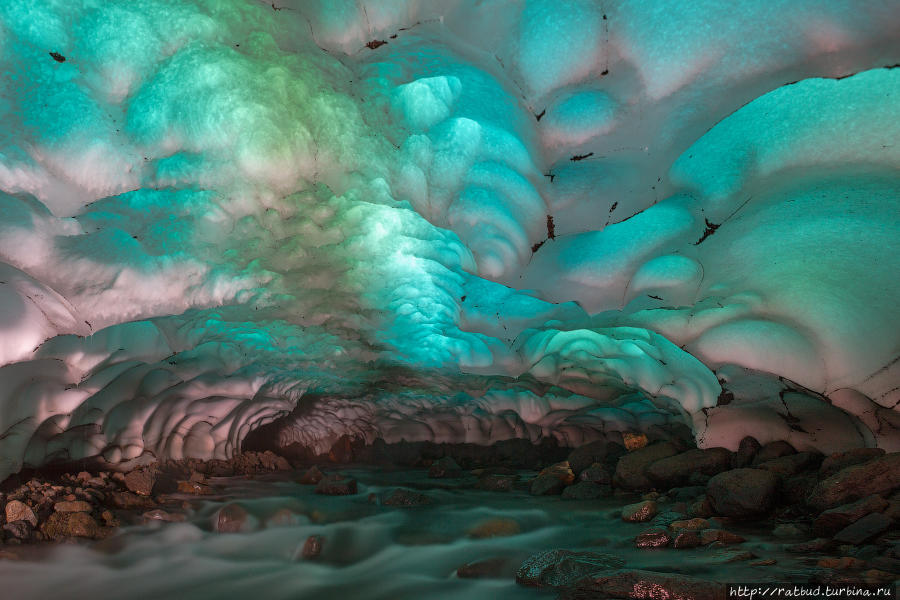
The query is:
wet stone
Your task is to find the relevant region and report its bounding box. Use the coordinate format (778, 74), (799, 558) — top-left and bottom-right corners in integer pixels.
(41, 512), (102, 539)
(706, 468), (778, 518)
(301, 535), (323, 559)
(621, 500), (658, 523)
(297, 466), (324, 485)
(673, 530), (702, 548)
(635, 527), (671, 548)
(314, 474), (357, 496)
(214, 503), (248, 533)
(561, 481), (610, 500)
(54, 500), (93, 513)
(468, 518), (520, 539)
(456, 557), (513, 579)
(124, 469), (155, 496)
(579, 463), (611, 484)
(476, 473), (516, 492)
(516, 549), (625, 588)
(833, 512), (893, 545)
(382, 488), (433, 507)
(176, 480), (213, 495)
(4, 501), (37, 527)
(428, 456), (462, 479)
(813, 495), (889, 536)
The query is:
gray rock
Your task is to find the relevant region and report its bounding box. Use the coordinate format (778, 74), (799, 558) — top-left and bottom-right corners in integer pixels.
(752, 441), (796, 465)
(819, 448), (885, 479)
(833, 512), (893, 545)
(613, 442), (678, 491)
(457, 557), (516, 579)
(561, 481), (610, 500)
(2, 520), (33, 541)
(635, 527), (671, 548)
(516, 549), (624, 588)
(807, 452), (900, 511)
(622, 500), (658, 523)
(568, 569), (726, 600)
(40, 512), (102, 539)
(645, 448), (732, 489)
(706, 468), (779, 518)
(733, 436), (761, 468)
(813, 495), (889, 536)
(756, 452), (822, 478)
(4, 500), (37, 527)
(428, 456), (462, 478)
(214, 503), (248, 533)
(530, 473), (566, 496)
(383, 488), (433, 506)
(579, 463), (611, 485)
(124, 468), (155, 496)
(567, 441), (611, 475)
(315, 474), (358, 496)
(301, 534), (323, 559)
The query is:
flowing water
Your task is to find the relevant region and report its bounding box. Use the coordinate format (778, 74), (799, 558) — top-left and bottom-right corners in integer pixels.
(0, 468), (818, 600)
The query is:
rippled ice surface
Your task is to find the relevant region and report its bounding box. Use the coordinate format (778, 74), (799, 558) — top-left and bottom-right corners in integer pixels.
(0, 468), (811, 600)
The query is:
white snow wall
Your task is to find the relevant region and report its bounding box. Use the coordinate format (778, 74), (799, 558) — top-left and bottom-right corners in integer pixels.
(0, 0), (898, 479)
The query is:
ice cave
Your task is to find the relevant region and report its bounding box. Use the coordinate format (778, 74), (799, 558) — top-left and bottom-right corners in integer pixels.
(0, 1), (898, 598)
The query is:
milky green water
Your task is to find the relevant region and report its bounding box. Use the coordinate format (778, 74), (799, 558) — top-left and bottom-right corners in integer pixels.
(0, 468), (818, 600)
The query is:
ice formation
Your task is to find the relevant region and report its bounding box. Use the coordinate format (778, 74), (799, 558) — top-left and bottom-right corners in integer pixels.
(0, 0), (898, 480)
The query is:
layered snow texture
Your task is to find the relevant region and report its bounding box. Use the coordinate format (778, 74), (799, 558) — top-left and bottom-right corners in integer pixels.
(0, 0), (898, 479)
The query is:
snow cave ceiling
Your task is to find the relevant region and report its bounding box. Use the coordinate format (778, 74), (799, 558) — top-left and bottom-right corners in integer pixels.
(0, 0), (899, 480)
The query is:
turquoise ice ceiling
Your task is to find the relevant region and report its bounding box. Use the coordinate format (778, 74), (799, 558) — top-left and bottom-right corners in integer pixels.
(0, 0), (898, 479)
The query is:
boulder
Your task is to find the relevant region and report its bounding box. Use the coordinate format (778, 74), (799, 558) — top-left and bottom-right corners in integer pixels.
(673, 530), (702, 548)
(706, 468), (779, 518)
(383, 489), (433, 507)
(4, 500), (37, 527)
(635, 527), (671, 548)
(54, 500), (93, 513)
(567, 441), (610, 475)
(562, 482), (610, 500)
(756, 452), (822, 478)
(669, 518), (709, 531)
(516, 549), (624, 588)
(214, 503), (248, 533)
(752, 441), (796, 464)
(699, 529), (745, 545)
(315, 474), (358, 496)
(428, 456), (462, 478)
(109, 491), (155, 510)
(570, 569), (726, 600)
(530, 473), (566, 496)
(457, 557), (515, 579)
(621, 500), (658, 523)
(2, 520), (33, 541)
(733, 436), (761, 468)
(297, 466), (324, 485)
(40, 511), (102, 539)
(579, 463), (611, 485)
(645, 448), (732, 489)
(300, 534), (323, 559)
(806, 453), (900, 511)
(123, 468), (155, 496)
(613, 442), (678, 491)
(476, 473), (516, 492)
(832, 512), (893, 545)
(813, 495), (889, 536)
(176, 480), (213, 495)
(819, 448), (886, 479)
(468, 518), (520, 539)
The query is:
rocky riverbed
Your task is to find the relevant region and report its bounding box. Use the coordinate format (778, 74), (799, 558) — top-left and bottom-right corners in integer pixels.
(0, 438), (897, 599)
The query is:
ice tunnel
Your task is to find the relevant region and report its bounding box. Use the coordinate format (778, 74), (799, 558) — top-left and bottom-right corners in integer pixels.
(0, 0), (899, 481)
(2, 1), (900, 597)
